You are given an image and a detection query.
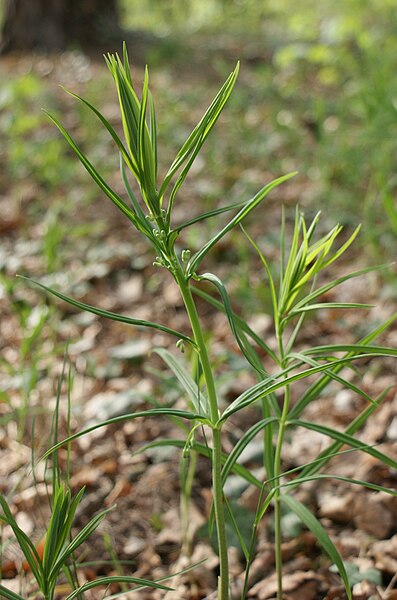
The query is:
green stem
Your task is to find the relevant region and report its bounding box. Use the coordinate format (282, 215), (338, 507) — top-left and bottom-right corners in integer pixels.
(273, 386), (290, 600)
(175, 269), (229, 600)
(273, 327), (290, 600)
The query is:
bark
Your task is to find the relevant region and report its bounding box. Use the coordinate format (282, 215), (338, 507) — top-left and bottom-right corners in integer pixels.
(0, 0), (121, 53)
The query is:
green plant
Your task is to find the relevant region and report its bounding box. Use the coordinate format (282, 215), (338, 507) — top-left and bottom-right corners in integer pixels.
(26, 46), (397, 600)
(0, 362), (177, 600)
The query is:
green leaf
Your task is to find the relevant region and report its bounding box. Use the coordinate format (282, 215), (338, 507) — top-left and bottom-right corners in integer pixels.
(281, 494), (352, 600)
(296, 391), (389, 482)
(173, 199), (250, 232)
(192, 285), (279, 365)
(222, 348), (397, 421)
(288, 352), (378, 406)
(289, 312), (397, 419)
(221, 417), (278, 485)
(301, 343), (397, 358)
(199, 272), (267, 375)
(64, 575), (172, 599)
(287, 302), (374, 319)
(0, 585), (26, 600)
(154, 348), (209, 417)
(241, 225), (280, 334)
(159, 63), (240, 205)
(60, 86), (136, 177)
(50, 506), (113, 581)
(281, 473), (397, 496)
(188, 172), (296, 276)
(291, 264), (388, 312)
(41, 409), (206, 461)
(120, 157), (156, 240)
(19, 276), (194, 345)
(135, 439), (262, 489)
(0, 496), (43, 585)
(290, 419), (397, 470)
(44, 111), (139, 226)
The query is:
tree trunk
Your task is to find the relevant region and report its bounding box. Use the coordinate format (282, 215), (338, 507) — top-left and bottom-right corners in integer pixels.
(0, 0), (120, 53)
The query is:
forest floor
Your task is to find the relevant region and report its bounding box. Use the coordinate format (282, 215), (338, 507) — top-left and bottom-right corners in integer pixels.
(1, 33), (397, 600)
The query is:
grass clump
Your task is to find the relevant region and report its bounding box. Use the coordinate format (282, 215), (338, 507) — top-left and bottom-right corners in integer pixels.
(14, 45), (397, 600)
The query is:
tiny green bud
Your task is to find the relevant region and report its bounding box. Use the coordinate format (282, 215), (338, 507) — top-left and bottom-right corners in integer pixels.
(176, 339), (185, 353)
(181, 249), (191, 263)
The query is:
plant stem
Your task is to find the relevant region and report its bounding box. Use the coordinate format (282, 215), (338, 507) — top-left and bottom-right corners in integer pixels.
(273, 326), (290, 600)
(273, 386), (290, 600)
(175, 269), (229, 600)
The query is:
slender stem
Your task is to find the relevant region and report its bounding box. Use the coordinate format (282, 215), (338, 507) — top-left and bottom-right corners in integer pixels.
(273, 385), (290, 600)
(273, 324), (290, 600)
(175, 268), (229, 600)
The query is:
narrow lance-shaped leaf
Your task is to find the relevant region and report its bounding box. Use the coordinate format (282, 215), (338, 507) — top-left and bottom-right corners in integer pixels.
(199, 272), (267, 375)
(60, 86), (137, 177)
(221, 417), (278, 484)
(19, 276), (194, 345)
(154, 347), (209, 417)
(294, 390), (390, 482)
(289, 312), (397, 419)
(188, 172), (296, 277)
(290, 419), (397, 470)
(288, 352), (378, 406)
(0, 496), (43, 585)
(281, 494), (352, 600)
(241, 225), (280, 334)
(41, 408), (207, 461)
(135, 438), (262, 489)
(0, 586), (26, 600)
(120, 156), (154, 237)
(281, 473), (397, 496)
(221, 350), (397, 421)
(44, 111), (139, 226)
(50, 506), (114, 581)
(173, 198), (250, 232)
(192, 285), (280, 366)
(300, 343), (397, 358)
(291, 264), (389, 312)
(64, 576), (173, 600)
(159, 63), (240, 202)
